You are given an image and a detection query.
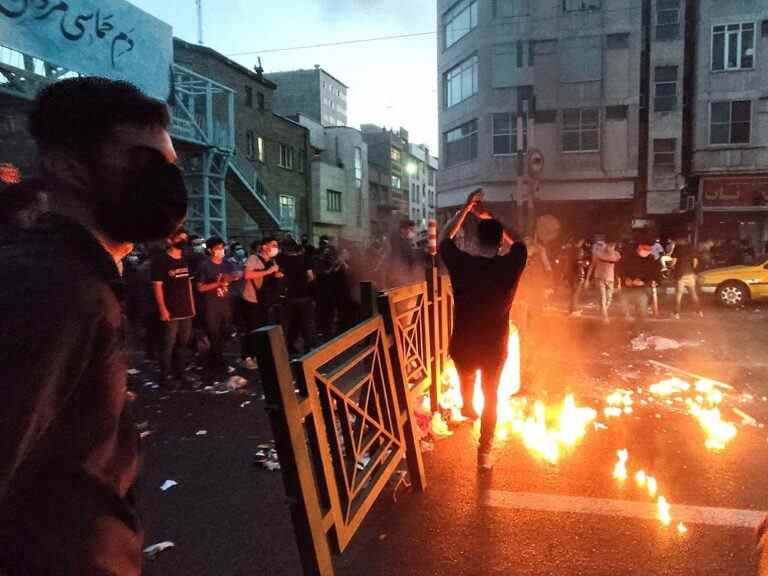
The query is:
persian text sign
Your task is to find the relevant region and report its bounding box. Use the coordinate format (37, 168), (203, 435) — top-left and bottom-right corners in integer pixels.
(0, 0), (172, 100)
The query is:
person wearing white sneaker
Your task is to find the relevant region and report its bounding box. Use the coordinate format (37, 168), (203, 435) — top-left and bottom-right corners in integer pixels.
(439, 189), (527, 469)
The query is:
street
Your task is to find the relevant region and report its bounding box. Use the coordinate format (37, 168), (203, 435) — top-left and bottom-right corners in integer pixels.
(133, 300), (768, 576)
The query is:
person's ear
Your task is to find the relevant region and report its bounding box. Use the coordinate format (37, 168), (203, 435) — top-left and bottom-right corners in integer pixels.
(41, 152), (90, 191)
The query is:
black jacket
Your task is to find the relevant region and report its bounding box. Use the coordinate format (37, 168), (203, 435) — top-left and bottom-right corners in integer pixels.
(0, 214), (142, 575)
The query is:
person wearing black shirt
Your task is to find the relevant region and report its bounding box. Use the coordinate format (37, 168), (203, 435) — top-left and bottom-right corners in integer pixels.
(197, 236), (242, 373)
(0, 178), (49, 245)
(439, 189), (527, 471)
(621, 243), (662, 320)
(671, 237), (703, 319)
(151, 228), (196, 386)
(278, 237), (317, 354)
(0, 78), (188, 575)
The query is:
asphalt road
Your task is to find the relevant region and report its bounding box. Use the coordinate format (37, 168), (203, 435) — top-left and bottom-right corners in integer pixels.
(132, 304), (768, 576)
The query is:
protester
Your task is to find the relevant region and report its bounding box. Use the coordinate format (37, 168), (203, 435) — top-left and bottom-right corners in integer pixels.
(671, 236), (703, 319)
(388, 218), (422, 288)
(151, 228), (196, 387)
(567, 238), (589, 315)
(316, 235), (341, 339)
(197, 236), (242, 374)
(650, 238), (665, 261)
(592, 240), (622, 323)
(0, 77), (187, 574)
(240, 238), (283, 369)
(621, 243), (662, 321)
(0, 178), (49, 244)
(277, 237), (317, 355)
(439, 189), (527, 471)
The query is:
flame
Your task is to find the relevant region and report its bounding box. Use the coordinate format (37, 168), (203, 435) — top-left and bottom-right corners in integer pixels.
(646, 476), (658, 498)
(657, 496), (672, 526)
(649, 378), (690, 396)
(635, 470), (646, 487)
(688, 404), (737, 451)
(677, 522), (688, 534)
(613, 449), (628, 481)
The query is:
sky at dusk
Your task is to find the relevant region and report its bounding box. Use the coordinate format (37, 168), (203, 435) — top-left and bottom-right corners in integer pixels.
(130, 0), (440, 152)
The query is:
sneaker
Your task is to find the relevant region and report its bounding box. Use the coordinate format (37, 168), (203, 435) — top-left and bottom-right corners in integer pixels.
(243, 357), (258, 371)
(478, 452), (494, 471)
(672, 313), (680, 320)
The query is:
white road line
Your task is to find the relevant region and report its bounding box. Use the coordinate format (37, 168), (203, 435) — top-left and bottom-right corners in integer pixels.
(483, 490), (767, 529)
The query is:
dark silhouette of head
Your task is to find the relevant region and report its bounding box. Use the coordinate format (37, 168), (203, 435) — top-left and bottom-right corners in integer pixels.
(478, 219), (503, 248)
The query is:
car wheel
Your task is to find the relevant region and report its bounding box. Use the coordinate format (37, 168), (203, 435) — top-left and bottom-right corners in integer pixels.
(716, 281), (749, 307)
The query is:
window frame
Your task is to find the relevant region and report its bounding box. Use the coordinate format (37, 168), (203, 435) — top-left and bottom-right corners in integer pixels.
(245, 130), (255, 159)
(562, 0), (601, 13)
(445, 54), (479, 108)
(326, 189), (342, 213)
(655, 0), (680, 40)
(653, 66), (678, 112)
(491, 113), (527, 157)
(561, 108), (600, 153)
(245, 85), (253, 108)
(256, 136), (265, 163)
(444, 119), (479, 167)
(354, 147), (363, 189)
(709, 100), (752, 146)
(494, 0), (529, 18)
(257, 92), (265, 111)
(712, 22), (756, 72)
(279, 194), (296, 222)
(279, 144), (295, 169)
(653, 138), (676, 171)
(443, 0), (478, 49)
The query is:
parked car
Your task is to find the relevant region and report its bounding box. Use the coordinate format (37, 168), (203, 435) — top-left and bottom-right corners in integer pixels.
(697, 259), (768, 307)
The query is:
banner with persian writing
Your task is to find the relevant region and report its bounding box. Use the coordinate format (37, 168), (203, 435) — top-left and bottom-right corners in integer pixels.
(0, 0), (172, 100)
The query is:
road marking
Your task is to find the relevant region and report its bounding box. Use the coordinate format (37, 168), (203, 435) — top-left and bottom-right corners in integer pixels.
(483, 490), (767, 529)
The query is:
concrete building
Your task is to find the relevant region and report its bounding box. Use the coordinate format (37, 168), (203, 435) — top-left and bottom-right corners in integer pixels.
(265, 66), (348, 127)
(291, 114), (370, 244)
(174, 39), (311, 242)
(362, 124), (410, 237)
(437, 0), (644, 237)
(406, 143), (439, 230)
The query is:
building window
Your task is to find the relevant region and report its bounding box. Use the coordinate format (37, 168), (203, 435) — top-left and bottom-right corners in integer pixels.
(391, 147), (401, 162)
(653, 139), (676, 171)
(494, 0), (528, 18)
(246, 130), (255, 159)
(444, 119), (478, 166)
(712, 23), (755, 71)
(354, 147), (363, 189)
(279, 144), (295, 169)
(245, 85), (253, 108)
(656, 0), (680, 40)
(710, 101), (751, 145)
(492, 113), (527, 156)
(279, 195), (296, 223)
(257, 92), (265, 110)
(327, 190), (342, 212)
(562, 108), (599, 152)
(654, 66), (678, 111)
(445, 54), (479, 108)
(297, 149), (306, 174)
(391, 175), (402, 189)
(563, 0), (601, 12)
(444, 0), (478, 49)
(257, 137), (265, 162)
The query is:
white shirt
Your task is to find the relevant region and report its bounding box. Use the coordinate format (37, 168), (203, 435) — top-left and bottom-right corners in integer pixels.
(241, 254), (266, 303)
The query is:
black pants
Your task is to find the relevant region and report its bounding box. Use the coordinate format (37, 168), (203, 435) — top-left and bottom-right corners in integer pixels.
(241, 299), (268, 359)
(159, 318), (193, 380)
(316, 277), (338, 339)
(453, 357), (503, 454)
(204, 301), (232, 370)
(284, 297), (317, 352)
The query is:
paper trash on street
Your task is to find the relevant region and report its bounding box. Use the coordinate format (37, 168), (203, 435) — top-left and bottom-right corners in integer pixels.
(160, 480), (178, 491)
(144, 541), (175, 559)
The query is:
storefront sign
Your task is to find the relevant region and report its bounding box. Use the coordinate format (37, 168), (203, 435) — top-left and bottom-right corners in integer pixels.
(0, 0), (172, 100)
(702, 176), (768, 208)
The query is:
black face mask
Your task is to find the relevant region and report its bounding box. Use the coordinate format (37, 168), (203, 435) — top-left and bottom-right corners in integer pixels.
(90, 146), (188, 243)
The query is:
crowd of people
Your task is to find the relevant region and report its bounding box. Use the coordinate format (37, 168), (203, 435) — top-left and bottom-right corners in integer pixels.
(120, 220), (427, 389)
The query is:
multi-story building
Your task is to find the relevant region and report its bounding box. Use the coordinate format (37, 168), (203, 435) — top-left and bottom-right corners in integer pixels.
(265, 66), (348, 127)
(362, 124), (410, 237)
(437, 0), (644, 237)
(406, 143), (439, 231)
(688, 1), (768, 248)
(292, 114), (370, 244)
(174, 39), (311, 242)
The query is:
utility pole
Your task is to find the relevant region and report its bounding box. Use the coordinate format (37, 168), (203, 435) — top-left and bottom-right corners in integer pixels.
(196, 0), (204, 45)
(516, 99), (529, 233)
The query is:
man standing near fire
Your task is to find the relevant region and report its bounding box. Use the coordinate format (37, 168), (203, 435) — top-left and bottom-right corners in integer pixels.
(439, 189), (527, 471)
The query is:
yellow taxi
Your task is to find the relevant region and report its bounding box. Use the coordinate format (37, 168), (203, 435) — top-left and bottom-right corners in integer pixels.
(697, 259), (768, 307)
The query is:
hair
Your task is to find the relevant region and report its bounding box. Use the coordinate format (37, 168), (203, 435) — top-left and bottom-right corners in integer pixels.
(477, 219), (503, 247)
(260, 236), (277, 247)
(29, 77), (170, 162)
(399, 219), (416, 230)
(206, 236), (225, 250)
(0, 178), (47, 225)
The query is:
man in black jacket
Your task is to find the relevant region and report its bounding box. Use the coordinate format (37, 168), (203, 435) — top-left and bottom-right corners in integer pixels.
(0, 78), (187, 575)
